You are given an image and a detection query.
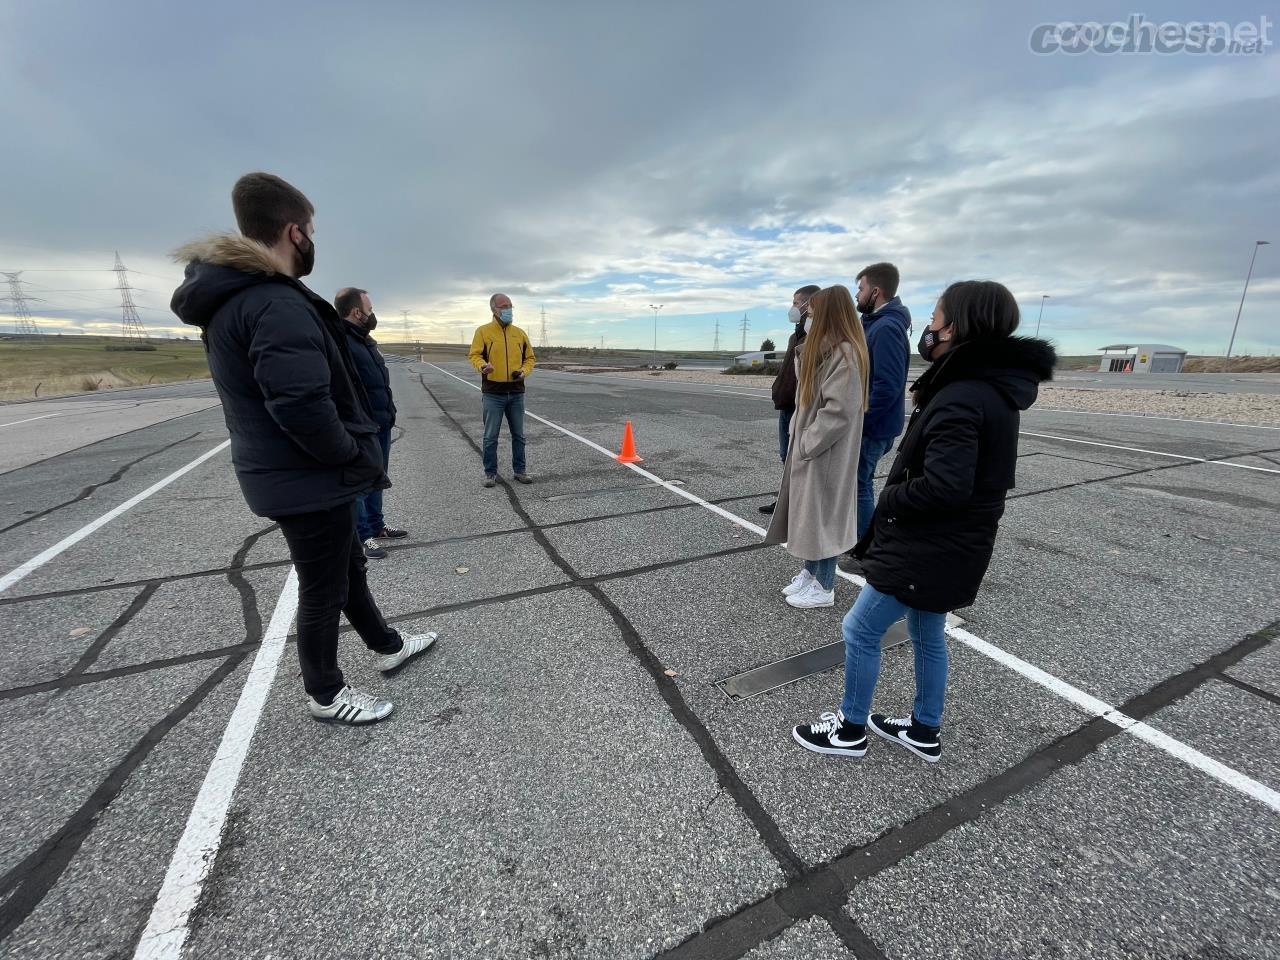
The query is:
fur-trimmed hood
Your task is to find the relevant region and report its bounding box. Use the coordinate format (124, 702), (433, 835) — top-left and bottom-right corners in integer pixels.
(170, 232), (295, 330)
(913, 335), (1057, 412)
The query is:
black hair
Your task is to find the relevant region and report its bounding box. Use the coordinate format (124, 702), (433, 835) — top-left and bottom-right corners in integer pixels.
(232, 172), (315, 245)
(334, 287), (368, 318)
(938, 280), (1020, 342)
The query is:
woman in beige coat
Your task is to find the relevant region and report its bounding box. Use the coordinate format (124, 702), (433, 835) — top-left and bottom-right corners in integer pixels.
(764, 285), (869, 608)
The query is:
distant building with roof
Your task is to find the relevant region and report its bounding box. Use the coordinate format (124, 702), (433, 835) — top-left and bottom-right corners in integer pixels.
(1097, 343), (1187, 374)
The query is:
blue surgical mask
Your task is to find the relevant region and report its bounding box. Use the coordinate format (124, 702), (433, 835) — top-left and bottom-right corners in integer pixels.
(498, 308), (513, 325)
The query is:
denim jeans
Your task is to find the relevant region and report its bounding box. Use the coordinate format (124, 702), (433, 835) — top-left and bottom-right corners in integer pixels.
(777, 408), (794, 462)
(803, 556), (837, 590)
(273, 501), (402, 703)
(840, 583), (949, 729)
(482, 392), (527, 476)
(355, 427), (392, 541)
(857, 434), (895, 541)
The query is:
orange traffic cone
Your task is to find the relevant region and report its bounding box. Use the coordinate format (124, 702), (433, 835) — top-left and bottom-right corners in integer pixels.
(616, 421), (643, 463)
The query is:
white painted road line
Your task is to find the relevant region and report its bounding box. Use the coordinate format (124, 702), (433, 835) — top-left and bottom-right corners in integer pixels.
(1022, 431), (1280, 475)
(427, 362), (1280, 814)
(951, 626), (1280, 813)
(133, 568), (300, 960)
(0, 439), (231, 595)
(0, 412), (63, 429)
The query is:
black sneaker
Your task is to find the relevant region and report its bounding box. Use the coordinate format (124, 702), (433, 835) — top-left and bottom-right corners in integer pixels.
(362, 538), (388, 559)
(836, 552), (863, 575)
(483, 475), (497, 488)
(375, 526), (409, 540)
(868, 713), (942, 763)
(792, 710), (867, 758)
(758, 501), (776, 515)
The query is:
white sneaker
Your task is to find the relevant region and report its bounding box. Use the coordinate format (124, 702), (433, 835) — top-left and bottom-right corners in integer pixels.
(782, 569), (815, 596)
(374, 632), (438, 673)
(787, 580), (835, 608)
(307, 685), (393, 725)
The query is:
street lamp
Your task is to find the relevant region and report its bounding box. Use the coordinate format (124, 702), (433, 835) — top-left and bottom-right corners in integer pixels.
(1034, 295), (1050, 337)
(649, 304), (664, 356)
(1227, 241), (1270, 357)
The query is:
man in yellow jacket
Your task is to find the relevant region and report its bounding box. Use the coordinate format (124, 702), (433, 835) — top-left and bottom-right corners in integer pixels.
(469, 292), (537, 487)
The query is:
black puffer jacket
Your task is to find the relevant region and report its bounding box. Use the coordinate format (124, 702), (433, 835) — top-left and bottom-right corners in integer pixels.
(854, 336), (1056, 612)
(345, 323), (396, 430)
(170, 233), (387, 518)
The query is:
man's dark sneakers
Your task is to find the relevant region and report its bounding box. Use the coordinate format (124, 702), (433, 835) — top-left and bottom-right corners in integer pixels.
(483, 475), (497, 488)
(837, 552), (863, 575)
(792, 710), (867, 758)
(514, 473), (533, 484)
(759, 501), (776, 515)
(362, 538), (388, 559)
(869, 713), (942, 763)
(375, 526), (408, 540)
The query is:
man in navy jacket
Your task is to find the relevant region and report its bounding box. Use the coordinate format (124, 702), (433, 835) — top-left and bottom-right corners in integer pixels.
(841, 263), (911, 570)
(336, 287), (407, 559)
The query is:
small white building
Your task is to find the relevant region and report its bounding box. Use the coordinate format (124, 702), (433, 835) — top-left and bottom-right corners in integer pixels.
(1097, 343), (1188, 374)
(734, 350), (784, 368)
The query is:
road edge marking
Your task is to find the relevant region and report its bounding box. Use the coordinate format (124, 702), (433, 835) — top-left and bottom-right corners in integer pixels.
(132, 568), (300, 960)
(0, 439), (231, 595)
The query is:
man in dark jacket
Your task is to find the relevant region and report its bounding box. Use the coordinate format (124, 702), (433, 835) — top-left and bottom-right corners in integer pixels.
(840, 263), (912, 570)
(760, 284), (820, 515)
(335, 287), (407, 560)
(171, 172), (437, 727)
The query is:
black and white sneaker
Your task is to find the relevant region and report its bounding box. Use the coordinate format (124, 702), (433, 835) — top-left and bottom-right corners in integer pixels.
(868, 713), (942, 763)
(307, 685), (393, 725)
(792, 710), (867, 758)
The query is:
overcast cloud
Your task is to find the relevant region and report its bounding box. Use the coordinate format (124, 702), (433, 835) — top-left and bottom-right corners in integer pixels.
(1, 0), (1276, 355)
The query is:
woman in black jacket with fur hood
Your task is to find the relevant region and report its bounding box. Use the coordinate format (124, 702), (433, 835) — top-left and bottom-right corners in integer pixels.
(793, 280), (1055, 764)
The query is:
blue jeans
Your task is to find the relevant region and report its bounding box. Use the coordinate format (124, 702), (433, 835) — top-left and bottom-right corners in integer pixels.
(778, 409), (793, 462)
(482, 392), (526, 476)
(804, 557), (837, 591)
(355, 427), (391, 541)
(840, 583), (949, 729)
(857, 434), (895, 541)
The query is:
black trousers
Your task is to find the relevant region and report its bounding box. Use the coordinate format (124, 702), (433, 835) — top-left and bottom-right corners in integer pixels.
(273, 501), (401, 702)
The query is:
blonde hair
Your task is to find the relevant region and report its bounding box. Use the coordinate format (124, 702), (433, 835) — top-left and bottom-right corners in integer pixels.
(797, 284), (869, 410)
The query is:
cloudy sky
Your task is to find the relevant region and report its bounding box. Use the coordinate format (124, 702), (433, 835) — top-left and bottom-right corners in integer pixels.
(1, 0), (1276, 356)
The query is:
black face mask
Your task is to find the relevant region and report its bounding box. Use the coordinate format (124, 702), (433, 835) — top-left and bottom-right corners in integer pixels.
(293, 227), (315, 278)
(858, 289), (877, 317)
(363, 311), (377, 332)
(917, 328), (940, 362)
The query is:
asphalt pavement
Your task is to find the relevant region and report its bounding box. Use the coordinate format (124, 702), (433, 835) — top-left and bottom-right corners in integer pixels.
(0, 360), (1276, 960)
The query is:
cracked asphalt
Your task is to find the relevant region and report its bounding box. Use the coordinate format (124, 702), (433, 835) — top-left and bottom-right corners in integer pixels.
(0, 362), (1276, 960)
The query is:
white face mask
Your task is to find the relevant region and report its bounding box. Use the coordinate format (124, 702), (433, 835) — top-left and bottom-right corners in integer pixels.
(803, 314), (813, 335)
(788, 306), (801, 324)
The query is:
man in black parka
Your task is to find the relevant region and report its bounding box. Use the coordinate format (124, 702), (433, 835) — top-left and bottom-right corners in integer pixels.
(335, 286), (407, 560)
(171, 172), (437, 726)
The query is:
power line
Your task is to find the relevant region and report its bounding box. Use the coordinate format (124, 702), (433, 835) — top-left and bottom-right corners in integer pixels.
(114, 252), (149, 340)
(540, 305), (548, 348)
(401, 310), (412, 341)
(2, 272), (39, 335)
(739, 313), (749, 353)
(713, 317), (720, 352)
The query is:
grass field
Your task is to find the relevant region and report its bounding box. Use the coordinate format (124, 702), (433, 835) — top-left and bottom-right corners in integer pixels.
(0, 336), (209, 400)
